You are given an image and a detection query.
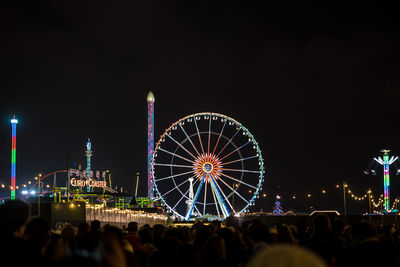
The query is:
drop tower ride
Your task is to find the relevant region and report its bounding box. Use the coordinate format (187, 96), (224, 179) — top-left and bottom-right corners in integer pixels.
(147, 91), (155, 199)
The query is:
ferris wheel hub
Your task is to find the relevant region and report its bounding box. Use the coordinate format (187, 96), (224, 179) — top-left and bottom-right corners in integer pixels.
(203, 162), (214, 173)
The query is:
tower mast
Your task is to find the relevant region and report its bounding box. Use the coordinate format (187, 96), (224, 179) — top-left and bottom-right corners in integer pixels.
(374, 149), (398, 211)
(147, 91), (155, 199)
(86, 138), (93, 192)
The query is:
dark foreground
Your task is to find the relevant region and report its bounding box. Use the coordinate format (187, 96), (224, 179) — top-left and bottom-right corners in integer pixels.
(1, 200), (400, 267)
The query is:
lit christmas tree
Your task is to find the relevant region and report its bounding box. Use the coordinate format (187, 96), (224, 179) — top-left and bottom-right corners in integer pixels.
(273, 195), (283, 215)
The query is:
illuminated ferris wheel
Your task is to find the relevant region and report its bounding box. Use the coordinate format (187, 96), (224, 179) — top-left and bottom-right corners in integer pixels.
(152, 112), (265, 220)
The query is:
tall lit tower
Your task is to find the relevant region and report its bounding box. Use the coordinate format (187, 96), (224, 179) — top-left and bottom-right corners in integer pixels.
(85, 138), (93, 192)
(10, 115), (18, 200)
(147, 91), (155, 199)
(374, 149), (398, 211)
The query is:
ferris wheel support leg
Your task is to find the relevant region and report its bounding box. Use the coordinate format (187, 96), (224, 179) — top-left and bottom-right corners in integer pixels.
(185, 176), (205, 221)
(210, 175), (230, 218)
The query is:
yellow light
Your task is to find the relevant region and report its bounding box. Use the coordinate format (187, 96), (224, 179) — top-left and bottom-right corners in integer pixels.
(1, 184), (4, 188)
(16, 186), (19, 189)
(292, 195), (296, 199)
(322, 190), (326, 194)
(28, 181), (31, 184)
(263, 193), (267, 197)
(344, 184), (348, 187)
(249, 190), (252, 193)
(336, 185), (340, 188)
(23, 184), (26, 188)
(307, 194), (311, 198)
(46, 184), (50, 188)
(34, 177), (38, 180)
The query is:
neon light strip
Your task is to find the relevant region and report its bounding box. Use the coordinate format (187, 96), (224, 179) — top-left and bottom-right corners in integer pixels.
(384, 163), (390, 211)
(11, 117), (17, 200)
(210, 174), (230, 218)
(86, 139), (92, 192)
(148, 101), (154, 198)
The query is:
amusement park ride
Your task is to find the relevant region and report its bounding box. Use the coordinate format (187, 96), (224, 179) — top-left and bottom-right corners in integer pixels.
(151, 112), (265, 221)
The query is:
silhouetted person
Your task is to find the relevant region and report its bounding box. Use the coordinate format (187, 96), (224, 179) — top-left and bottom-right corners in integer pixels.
(90, 220), (101, 234)
(276, 224), (296, 244)
(307, 214), (336, 265)
(0, 200), (30, 267)
(247, 220), (270, 256)
(24, 216), (51, 262)
(124, 221), (141, 251)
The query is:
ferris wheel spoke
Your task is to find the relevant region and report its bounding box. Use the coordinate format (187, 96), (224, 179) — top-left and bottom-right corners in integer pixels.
(185, 175), (206, 221)
(220, 168), (261, 174)
(215, 128), (241, 159)
(166, 134), (198, 160)
(219, 141), (250, 162)
(194, 118), (205, 155)
(210, 181), (221, 217)
(218, 172), (258, 190)
(203, 176), (208, 215)
(217, 176), (250, 205)
(220, 155), (259, 166)
(178, 124), (201, 157)
(210, 174), (233, 217)
(155, 169), (196, 182)
(207, 116), (212, 154)
(162, 178), (191, 198)
(154, 163), (195, 168)
(212, 120), (227, 156)
(159, 148), (196, 164)
(194, 205), (202, 217)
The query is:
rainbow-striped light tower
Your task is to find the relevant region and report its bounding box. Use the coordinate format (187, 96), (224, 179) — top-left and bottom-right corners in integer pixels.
(147, 91), (155, 199)
(10, 115), (18, 200)
(374, 149), (398, 211)
(85, 138), (93, 192)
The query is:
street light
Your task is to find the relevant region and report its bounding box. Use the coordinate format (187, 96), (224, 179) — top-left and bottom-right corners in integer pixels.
(38, 173), (42, 216)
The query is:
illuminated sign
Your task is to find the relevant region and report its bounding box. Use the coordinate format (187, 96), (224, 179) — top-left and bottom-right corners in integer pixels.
(70, 178), (107, 188)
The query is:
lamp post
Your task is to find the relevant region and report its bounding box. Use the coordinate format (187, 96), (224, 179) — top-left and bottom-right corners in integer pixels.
(38, 173), (42, 216)
(343, 182), (347, 217)
(135, 172), (140, 197)
(367, 189), (372, 214)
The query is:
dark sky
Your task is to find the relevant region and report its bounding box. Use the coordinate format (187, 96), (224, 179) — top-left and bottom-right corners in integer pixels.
(1, 1), (400, 212)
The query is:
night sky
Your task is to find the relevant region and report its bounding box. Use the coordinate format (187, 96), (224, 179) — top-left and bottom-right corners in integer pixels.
(1, 2), (400, 213)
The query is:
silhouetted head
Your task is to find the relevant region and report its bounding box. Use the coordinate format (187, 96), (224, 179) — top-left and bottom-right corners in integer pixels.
(248, 220), (269, 244)
(24, 216), (51, 248)
(351, 222), (376, 242)
(312, 214), (331, 233)
(127, 221), (138, 233)
(90, 220), (101, 233)
(0, 200), (30, 237)
(77, 222), (90, 236)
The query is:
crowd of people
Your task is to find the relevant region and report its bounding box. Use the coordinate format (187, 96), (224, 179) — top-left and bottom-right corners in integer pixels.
(1, 199), (400, 267)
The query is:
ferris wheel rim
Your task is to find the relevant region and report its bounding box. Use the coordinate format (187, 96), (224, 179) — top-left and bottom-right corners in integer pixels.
(152, 112), (265, 220)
